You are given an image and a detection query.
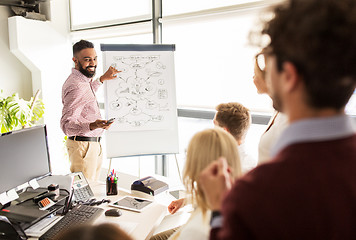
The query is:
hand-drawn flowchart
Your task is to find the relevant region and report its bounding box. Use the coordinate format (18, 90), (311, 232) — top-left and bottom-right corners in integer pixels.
(104, 50), (176, 131)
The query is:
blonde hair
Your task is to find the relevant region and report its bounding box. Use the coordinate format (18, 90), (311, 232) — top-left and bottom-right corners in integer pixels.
(182, 128), (242, 216)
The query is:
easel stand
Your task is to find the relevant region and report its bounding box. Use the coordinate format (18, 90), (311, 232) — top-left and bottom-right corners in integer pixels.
(106, 153), (181, 181)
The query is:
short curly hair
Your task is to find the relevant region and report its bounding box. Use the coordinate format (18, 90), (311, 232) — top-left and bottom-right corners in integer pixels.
(263, 0), (356, 110)
(215, 102), (251, 142)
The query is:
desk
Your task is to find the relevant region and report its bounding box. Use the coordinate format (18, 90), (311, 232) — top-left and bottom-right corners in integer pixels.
(26, 181), (172, 240)
(90, 181), (170, 240)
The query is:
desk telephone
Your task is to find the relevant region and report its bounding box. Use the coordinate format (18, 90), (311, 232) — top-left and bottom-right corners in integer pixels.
(67, 172), (110, 206)
(68, 172), (94, 203)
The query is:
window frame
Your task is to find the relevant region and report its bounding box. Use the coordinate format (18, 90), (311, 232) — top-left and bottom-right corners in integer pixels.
(67, 0), (356, 178)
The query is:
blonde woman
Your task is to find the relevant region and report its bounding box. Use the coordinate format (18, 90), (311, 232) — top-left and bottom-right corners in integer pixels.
(169, 128), (242, 240)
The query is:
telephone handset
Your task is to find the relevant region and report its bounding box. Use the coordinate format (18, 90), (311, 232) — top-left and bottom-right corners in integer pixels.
(67, 172), (94, 203)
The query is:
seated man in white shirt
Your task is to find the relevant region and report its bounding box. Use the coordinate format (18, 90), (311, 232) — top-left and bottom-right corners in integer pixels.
(213, 102), (257, 173)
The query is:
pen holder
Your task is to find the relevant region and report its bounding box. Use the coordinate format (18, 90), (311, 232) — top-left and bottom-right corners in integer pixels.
(106, 177), (118, 196)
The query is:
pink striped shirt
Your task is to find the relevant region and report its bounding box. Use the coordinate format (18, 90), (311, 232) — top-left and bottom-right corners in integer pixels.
(60, 68), (104, 137)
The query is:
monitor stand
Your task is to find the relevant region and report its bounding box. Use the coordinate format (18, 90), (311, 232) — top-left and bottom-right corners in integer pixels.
(0, 188), (69, 230)
(14, 190), (48, 205)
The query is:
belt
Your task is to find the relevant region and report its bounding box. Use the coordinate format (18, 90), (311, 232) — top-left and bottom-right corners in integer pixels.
(68, 136), (101, 142)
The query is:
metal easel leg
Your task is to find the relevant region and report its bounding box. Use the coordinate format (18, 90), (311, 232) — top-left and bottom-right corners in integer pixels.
(138, 156), (141, 178)
(174, 154), (182, 182)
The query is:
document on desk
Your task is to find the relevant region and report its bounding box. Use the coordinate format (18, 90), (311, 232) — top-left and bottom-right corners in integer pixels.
(24, 215), (62, 238)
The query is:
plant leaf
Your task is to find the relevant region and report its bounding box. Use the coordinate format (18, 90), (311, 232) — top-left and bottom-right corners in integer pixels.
(0, 90), (45, 132)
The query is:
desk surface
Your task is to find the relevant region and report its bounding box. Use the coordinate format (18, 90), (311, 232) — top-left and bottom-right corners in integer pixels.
(26, 179), (175, 240)
(90, 181), (170, 240)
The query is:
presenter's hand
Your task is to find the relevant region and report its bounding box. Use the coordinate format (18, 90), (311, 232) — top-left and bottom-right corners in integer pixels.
(100, 66), (121, 82)
(168, 198), (186, 214)
(90, 119), (114, 130)
(198, 157), (233, 211)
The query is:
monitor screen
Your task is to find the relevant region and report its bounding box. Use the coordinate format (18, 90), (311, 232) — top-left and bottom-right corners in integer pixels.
(0, 125), (51, 194)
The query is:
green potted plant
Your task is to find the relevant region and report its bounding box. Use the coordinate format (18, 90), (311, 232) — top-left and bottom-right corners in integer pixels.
(0, 89), (45, 133)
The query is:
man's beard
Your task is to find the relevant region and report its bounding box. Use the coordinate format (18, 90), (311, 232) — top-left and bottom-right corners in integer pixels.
(78, 61), (96, 78)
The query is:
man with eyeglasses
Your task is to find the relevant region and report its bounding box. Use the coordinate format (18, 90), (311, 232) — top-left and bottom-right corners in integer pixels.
(199, 0), (356, 239)
(61, 40), (120, 181)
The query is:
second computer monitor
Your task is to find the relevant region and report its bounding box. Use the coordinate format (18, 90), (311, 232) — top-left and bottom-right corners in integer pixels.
(0, 125), (51, 195)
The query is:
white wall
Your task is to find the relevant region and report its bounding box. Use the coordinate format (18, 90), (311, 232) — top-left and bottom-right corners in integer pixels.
(3, 1), (74, 174)
(0, 6), (32, 99)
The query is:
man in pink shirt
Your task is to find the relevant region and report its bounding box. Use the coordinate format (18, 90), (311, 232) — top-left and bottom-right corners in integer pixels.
(61, 40), (120, 181)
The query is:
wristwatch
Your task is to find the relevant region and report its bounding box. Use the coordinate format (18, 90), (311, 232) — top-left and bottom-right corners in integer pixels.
(210, 210), (221, 224)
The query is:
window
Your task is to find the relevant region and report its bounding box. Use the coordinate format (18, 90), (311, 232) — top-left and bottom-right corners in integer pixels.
(163, 0), (265, 16)
(70, 0), (151, 30)
(70, 1), (276, 112)
(68, 1), (279, 184)
(163, 7), (273, 112)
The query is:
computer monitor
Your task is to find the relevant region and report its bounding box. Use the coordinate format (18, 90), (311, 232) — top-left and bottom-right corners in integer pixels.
(0, 125), (52, 195)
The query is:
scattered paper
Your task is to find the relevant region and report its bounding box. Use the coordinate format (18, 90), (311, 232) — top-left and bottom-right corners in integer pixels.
(25, 215), (62, 238)
(6, 189), (19, 202)
(29, 179), (40, 189)
(17, 182), (30, 191)
(0, 192), (11, 205)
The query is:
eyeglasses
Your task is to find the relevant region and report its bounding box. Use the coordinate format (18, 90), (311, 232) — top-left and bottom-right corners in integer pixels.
(255, 52), (266, 73)
(255, 48), (273, 73)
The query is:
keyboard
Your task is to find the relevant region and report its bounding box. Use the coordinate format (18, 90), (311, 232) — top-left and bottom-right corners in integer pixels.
(39, 205), (104, 240)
